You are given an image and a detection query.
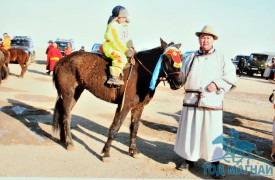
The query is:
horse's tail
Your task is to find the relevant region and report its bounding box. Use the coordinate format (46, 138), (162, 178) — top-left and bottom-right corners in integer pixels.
(52, 62), (61, 95)
(52, 96), (64, 136)
(52, 62), (62, 135)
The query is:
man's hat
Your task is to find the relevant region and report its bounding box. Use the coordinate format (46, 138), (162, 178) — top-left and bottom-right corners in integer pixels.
(195, 25), (218, 40)
(48, 40), (53, 43)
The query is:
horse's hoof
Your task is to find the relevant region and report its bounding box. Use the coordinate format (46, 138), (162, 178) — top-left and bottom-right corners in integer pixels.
(101, 153), (111, 162)
(132, 153), (143, 159)
(101, 156), (111, 162)
(66, 144), (75, 151)
(129, 148), (141, 157)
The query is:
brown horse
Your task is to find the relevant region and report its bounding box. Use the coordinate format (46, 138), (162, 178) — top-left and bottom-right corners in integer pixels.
(8, 48), (29, 78)
(0, 50), (9, 84)
(52, 39), (184, 160)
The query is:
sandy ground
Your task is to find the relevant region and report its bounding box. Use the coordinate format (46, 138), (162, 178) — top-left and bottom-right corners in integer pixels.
(0, 60), (274, 179)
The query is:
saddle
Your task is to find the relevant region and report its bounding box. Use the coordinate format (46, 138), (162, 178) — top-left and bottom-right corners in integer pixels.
(92, 50), (135, 72)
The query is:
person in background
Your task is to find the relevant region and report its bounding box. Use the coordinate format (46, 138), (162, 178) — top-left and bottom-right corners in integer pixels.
(263, 59), (273, 80)
(269, 90), (275, 164)
(270, 57), (275, 81)
(46, 40), (54, 74)
(102, 5), (135, 86)
(238, 57), (246, 77)
(79, 46), (85, 52)
(0, 33), (11, 61)
(174, 25), (237, 179)
(64, 43), (72, 56)
(47, 42), (62, 75)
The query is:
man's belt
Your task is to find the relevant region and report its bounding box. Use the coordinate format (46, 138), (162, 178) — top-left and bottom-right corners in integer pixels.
(50, 57), (60, 61)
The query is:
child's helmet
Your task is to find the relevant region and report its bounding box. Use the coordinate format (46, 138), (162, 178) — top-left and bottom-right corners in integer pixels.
(108, 5), (129, 24)
(112, 6), (128, 18)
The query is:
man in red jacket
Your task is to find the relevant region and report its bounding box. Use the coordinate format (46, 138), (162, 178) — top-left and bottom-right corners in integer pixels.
(64, 43), (72, 56)
(47, 42), (62, 75)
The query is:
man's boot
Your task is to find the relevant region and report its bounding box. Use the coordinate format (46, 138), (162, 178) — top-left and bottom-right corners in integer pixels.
(107, 75), (124, 86)
(177, 159), (194, 170)
(210, 161), (223, 179)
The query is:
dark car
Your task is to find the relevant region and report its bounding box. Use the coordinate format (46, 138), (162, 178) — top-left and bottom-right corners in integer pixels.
(231, 55), (249, 73)
(10, 36), (35, 63)
(55, 38), (75, 57)
(246, 53), (275, 77)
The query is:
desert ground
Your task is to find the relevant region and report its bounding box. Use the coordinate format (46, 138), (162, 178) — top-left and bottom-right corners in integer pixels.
(0, 59), (274, 179)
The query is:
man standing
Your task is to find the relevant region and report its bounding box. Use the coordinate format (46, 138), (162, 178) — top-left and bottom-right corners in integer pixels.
(46, 40), (54, 74)
(174, 25), (237, 179)
(238, 57), (246, 77)
(269, 90), (275, 164)
(47, 42), (62, 75)
(64, 43), (72, 56)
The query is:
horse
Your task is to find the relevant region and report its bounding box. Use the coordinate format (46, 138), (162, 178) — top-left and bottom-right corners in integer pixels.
(8, 48), (29, 78)
(52, 38), (184, 160)
(0, 50), (9, 84)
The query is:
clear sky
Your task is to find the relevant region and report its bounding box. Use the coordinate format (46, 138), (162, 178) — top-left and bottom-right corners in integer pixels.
(2, 0), (275, 59)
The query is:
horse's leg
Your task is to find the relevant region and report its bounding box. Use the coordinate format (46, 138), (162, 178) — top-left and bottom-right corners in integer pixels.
(102, 106), (131, 158)
(63, 86), (84, 151)
(129, 106), (144, 157)
(53, 86), (84, 151)
(19, 61), (27, 78)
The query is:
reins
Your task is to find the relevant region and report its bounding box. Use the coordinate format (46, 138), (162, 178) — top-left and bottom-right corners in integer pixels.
(134, 55), (153, 75)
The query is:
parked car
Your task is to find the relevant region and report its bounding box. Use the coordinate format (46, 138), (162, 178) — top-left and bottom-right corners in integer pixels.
(10, 36), (35, 63)
(91, 43), (102, 53)
(246, 52), (275, 77)
(231, 55), (249, 73)
(55, 38), (75, 57)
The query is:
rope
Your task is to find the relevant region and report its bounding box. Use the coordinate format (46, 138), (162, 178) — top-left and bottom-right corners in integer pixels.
(135, 56), (153, 75)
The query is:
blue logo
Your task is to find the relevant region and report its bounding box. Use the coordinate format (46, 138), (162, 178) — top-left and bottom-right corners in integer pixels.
(202, 128), (274, 177)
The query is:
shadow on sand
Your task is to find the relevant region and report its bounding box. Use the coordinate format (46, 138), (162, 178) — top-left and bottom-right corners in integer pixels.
(1, 99), (273, 179)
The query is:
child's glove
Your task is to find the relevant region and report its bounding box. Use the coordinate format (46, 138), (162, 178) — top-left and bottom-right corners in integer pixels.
(126, 40), (134, 49)
(126, 48), (135, 58)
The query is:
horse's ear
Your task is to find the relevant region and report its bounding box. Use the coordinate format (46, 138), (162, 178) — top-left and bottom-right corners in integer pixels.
(160, 38), (167, 49)
(174, 43), (182, 49)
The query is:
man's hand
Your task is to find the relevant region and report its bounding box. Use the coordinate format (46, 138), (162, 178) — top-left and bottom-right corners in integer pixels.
(207, 82), (218, 92)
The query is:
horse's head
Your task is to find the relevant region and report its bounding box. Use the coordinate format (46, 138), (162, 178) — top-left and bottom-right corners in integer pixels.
(160, 38), (184, 90)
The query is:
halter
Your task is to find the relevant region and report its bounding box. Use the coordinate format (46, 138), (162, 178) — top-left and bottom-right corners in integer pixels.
(149, 46), (183, 90)
(162, 46), (183, 77)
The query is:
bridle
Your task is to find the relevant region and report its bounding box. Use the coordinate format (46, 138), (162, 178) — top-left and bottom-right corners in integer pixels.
(134, 46), (183, 79)
(160, 46), (183, 80)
